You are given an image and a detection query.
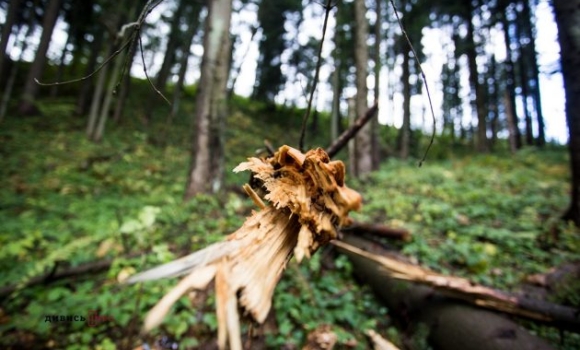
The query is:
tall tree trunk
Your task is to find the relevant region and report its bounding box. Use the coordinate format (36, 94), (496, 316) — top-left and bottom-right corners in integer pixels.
(0, 24), (33, 123)
(75, 33), (104, 116)
(50, 30), (71, 98)
(330, 22), (342, 143)
(371, 0), (381, 168)
(156, 0), (188, 90)
(400, 50), (411, 159)
(514, 16), (534, 147)
(184, 0), (232, 200)
(86, 42), (111, 139)
(18, 0), (63, 115)
(169, 1), (202, 121)
(113, 38), (139, 123)
(0, 0), (23, 89)
(504, 89), (518, 153)
(554, 0), (580, 226)
(521, 0), (546, 146)
(228, 25), (258, 98)
(352, 0), (372, 177)
(464, 3), (488, 153)
(500, 4), (522, 149)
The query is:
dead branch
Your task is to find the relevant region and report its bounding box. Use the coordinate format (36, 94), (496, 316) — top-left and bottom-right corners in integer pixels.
(332, 236), (580, 333)
(326, 103), (379, 158)
(127, 146), (362, 349)
(341, 221), (411, 241)
(0, 256), (135, 299)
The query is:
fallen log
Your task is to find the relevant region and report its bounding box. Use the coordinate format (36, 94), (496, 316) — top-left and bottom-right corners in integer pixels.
(333, 234), (580, 350)
(333, 234), (580, 333)
(341, 221), (411, 241)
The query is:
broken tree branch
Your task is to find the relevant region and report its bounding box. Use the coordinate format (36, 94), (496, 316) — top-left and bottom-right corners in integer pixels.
(127, 146), (362, 349)
(341, 221), (411, 241)
(326, 103), (379, 158)
(332, 235), (580, 333)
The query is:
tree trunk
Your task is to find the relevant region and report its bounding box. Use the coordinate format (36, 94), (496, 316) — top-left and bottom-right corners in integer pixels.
(337, 234), (556, 350)
(554, 0), (580, 227)
(0, 0), (23, 90)
(500, 5), (522, 149)
(169, 4), (202, 121)
(86, 40), (112, 139)
(184, 0), (232, 200)
(352, 0), (372, 177)
(400, 50), (411, 159)
(75, 32), (104, 116)
(50, 30), (71, 98)
(371, 0), (381, 168)
(515, 17), (535, 147)
(114, 37), (140, 123)
(155, 0), (188, 90)
(18, 0), (63, 116)
(464, 2), (488, 152)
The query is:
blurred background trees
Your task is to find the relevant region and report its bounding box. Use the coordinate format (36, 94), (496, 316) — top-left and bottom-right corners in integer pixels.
(0, 0), (573, 201)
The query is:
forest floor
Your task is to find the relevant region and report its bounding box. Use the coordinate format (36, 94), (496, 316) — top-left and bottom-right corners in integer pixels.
(1, 95), (580, 349)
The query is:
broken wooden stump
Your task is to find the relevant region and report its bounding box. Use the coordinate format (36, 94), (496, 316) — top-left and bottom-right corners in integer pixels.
(127, 145), (362, 349)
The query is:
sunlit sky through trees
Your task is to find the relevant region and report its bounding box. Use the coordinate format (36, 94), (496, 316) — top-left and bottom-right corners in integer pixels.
(2, 0), (567, 143)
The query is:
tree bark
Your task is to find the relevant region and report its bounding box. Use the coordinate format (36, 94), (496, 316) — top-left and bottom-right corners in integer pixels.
(400, 49), (411, 159)
(521, 0), (545, 147)
(335, 235), (560, 350)
(155, 0), (188, 90)
(18, 0), (63, 115)
(184, 0), (232, 200)
(464, 2), (488, 153)
(75, 32), (104, 116)
(352, 0), (372, 177)
(500, 3), (522, 149)
(0, 0), (23, 90)
(554, 0), (580, 227)
(371, 0), (381, 169)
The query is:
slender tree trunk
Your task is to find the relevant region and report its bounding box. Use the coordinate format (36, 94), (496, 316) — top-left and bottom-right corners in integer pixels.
(0, 0), (23, 89)
(50, 30), (70, 98)
(169, 1), (203, 121)
(515, 17), (534, 146)
(500, 5), (522, 149)
(400, 50), (411, 159)
(371, 0), (381, 168)
(93, 42), (124, 142)
(184, 0), (233, 200)
(522, 0), (546, 146)
(330, 22), (342, 143)
(352, 0), (372, 177)
(156, 0), (188, 90)
(75, 33), (104, 115)
(87, 41), (112, 138)
(464, 3), (488, 153)
(113, 38), (139, 123)
(18, 0), (63, 115)
(347, 97), (356, 176)
(554, 0), (580, 226)
(228, 25), (258, 98)
(504, 90), (518, 153)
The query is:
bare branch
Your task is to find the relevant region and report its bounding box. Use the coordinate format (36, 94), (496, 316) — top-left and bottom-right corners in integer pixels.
(299, 0), (335, 152)
(388, 0), (436, 167)
(326, 103), (378, 158)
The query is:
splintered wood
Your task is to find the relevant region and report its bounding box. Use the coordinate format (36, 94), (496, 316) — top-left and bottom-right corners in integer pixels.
(127, 146), (362, 350)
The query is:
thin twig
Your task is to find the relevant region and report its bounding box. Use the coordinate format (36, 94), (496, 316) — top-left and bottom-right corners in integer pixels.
(139, 34), (171, 105)
(326, 103), (378, 158)
(35, 38), (133, 86)
(298, 0), (335, 152)
(35, 0), (170, 106)
(389, 0), (436, 167)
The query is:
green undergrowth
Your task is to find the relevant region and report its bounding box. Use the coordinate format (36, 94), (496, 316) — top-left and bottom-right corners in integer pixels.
(0, 96), (579, 349)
